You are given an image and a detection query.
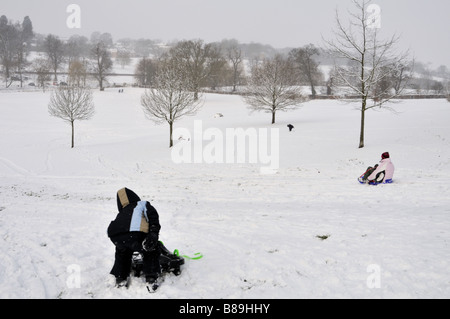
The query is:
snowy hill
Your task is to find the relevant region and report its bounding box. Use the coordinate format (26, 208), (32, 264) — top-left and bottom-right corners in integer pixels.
(0, 89), (449, 299)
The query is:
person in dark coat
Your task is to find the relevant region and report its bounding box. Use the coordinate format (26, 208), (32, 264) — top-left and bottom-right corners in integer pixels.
(107, 187), (161, 286)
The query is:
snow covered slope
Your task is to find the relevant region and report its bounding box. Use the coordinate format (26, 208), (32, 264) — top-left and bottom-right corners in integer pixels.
(0, 89), (449, 299)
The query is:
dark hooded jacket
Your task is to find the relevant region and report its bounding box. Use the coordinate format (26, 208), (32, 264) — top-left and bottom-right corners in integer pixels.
(107, 188), (160, 240)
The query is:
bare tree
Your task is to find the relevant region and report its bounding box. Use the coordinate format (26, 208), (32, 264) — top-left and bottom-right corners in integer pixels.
(141, 58), (202, 148)
(324, 0), (411, 148)
(68, 60), (88, 87)
(169, 40), (213, 100)
(0, 18), (20, 88)
(33, 58), (51, 92)
(48, 86), (95, 148)
(44, 34), (64, 82)
(206, 43), (228, 91)
(116, 49), (132, 69)
(10, 20), (31, 88)
(65, 35), (90, 64)
(289, 44), (323, 99)
(244, 54), (306, 124)
(391, 62), (414, 95)
(227, 44), (243, 92)
(0, 17), (34, 88)
(134, 57), (156, 87)
(91, 41), (113, 91)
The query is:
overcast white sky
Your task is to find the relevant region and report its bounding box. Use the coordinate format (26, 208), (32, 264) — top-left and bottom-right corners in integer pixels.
(3, 0), (450, 67)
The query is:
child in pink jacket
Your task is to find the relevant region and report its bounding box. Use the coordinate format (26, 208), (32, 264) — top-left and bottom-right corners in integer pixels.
(361, 152), (395, 184)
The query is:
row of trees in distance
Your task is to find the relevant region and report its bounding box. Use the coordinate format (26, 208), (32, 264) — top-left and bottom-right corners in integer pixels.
(3, 0), (450, 149)
(1, 15), (113, 91)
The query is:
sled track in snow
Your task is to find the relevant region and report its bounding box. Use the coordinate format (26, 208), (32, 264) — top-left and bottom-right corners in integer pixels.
(0, 157), (34, 176)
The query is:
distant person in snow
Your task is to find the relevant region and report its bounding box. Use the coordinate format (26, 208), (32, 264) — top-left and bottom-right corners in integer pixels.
(359, 152), (395, 185)
(107, 188), (161, 287)
(287, 124), (295, 132)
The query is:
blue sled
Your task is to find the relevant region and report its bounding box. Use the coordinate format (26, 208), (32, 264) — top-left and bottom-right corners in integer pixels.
(359, 178), (393, 185)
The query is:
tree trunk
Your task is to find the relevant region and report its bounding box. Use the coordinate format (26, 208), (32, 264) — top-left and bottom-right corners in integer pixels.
(169, 122), (174, 148)
(359, 99), (366, 149)
(71, 121), (75, 149)
(232, 66), (238, 92)
(359, 51), (366, 149)
(99, 76), (104, 91)
(307, 73), (316, 99)
(310, 84), (317, 99)
(271, 111), (276, 125)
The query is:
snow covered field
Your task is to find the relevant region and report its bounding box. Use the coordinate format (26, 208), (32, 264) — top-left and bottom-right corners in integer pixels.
(0, 88), (449, 299)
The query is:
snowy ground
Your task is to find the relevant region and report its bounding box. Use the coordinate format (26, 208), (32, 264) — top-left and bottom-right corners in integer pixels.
(0, 88), (449, 299)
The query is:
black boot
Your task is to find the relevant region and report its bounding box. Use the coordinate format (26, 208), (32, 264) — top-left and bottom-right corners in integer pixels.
(145, 274), (158, 284)
(115, 276), (129, 288)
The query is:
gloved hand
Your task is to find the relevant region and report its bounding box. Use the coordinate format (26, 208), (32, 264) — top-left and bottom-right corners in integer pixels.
(142, 237), (158, 252)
